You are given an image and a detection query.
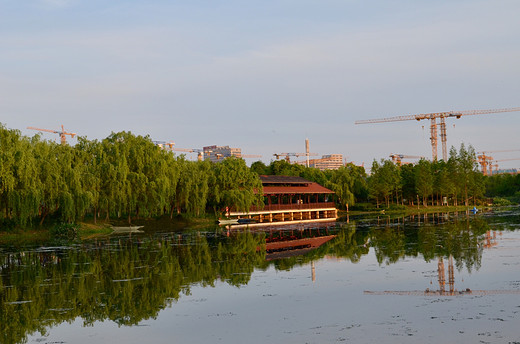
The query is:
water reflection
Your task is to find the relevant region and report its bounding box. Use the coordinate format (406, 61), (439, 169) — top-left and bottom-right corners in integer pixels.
(1, 210), (518, 344)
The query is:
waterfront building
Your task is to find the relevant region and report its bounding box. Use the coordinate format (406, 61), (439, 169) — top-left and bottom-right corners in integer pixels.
(228, 175), (337, 224)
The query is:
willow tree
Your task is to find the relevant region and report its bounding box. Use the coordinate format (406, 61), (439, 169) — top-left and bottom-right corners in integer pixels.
(75, 137), (103, 223)
(0, 126), (41, 225)
(212, 157), (263, 213)
(326, 165), (356, 210)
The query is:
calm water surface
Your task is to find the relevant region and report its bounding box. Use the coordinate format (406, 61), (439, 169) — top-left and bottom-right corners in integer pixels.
(2, 208), (520, 344)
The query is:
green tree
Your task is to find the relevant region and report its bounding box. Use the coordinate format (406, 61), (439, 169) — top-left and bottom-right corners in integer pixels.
(212, 157), (263, 213)
(415, 159), (433, 206)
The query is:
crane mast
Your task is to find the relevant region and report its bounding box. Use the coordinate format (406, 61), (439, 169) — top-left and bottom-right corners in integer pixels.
(356, 107), (520, 161)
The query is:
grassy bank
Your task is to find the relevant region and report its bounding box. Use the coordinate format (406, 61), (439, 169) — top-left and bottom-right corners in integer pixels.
(340, 205), (487, 217)
(0, 215), (217, 246)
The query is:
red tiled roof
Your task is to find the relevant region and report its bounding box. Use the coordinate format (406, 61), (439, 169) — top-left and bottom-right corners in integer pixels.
(259, 175), (310, 185)
(262, 183), (334, 195)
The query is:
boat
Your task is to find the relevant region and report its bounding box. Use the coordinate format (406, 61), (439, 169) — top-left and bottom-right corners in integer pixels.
(111, 225), (144, 233)
(237, 218), (256, 224)
(218, 218), (239, 225)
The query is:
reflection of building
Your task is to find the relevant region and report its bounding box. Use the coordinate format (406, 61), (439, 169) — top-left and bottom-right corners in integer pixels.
(264, 234), (336, 261)
(229, 176), (337, 223)
(298, 154), (343, 170)
(203, 145), (241, 162)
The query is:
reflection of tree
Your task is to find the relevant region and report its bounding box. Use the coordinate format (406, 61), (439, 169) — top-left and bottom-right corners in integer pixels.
(0, 233), (266, 344)
(0, 214), (507, 343)
(367, 214), (491, 272)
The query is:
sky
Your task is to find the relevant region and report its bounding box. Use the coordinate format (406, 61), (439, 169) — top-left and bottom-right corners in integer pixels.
(1, 0), (520, 169)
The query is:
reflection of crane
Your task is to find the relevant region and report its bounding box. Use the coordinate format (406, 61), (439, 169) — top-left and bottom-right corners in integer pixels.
(389, 154), (423, 166)
(27, 125), (76, 145)
(365, 252), (520, 296)
(355, 107), (520, 161)
(364, 232), (516, 296)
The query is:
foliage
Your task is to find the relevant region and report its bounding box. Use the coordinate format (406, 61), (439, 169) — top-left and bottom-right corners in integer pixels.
(0, 123), (503, 228)
(492, 197), (512, 206)
(367, 144), (486, 208)
(50, 222), (78, 240)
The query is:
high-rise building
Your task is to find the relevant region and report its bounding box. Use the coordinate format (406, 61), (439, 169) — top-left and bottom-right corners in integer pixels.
(302, 154), (344, 170)
(203, 145), (242, 162)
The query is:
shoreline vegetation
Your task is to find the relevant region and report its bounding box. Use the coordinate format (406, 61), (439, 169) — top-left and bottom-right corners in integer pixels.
(1, 125), (520, 241)
(1, 205), (516, 246)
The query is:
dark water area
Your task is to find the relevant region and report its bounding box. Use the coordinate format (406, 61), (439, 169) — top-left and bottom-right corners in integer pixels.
(1, 207), (520, 344)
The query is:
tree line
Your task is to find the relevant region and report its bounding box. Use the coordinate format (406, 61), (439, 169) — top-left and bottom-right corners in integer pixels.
(0, 125), (262, 227)
(1, 124), (517, 228)
(368, 144), (486, 208)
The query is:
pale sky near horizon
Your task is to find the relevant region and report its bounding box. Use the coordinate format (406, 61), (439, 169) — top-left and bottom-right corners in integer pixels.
(1, 0), (520, 169)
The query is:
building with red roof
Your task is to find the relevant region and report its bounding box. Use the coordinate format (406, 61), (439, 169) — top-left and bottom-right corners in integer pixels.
(228, 175), (337, 224)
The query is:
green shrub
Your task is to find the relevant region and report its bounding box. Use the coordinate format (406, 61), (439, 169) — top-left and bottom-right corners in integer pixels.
(386, 204), (407, 211)
(50, 223), (78, 240)
(350, 203), (379, 211)
(492, 197), (513, 206)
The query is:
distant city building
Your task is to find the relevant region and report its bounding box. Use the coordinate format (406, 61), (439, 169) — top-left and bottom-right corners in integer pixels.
(203, 145), (242, 162)
(298, 154), (344, 170)
(494, 168), (519, 175)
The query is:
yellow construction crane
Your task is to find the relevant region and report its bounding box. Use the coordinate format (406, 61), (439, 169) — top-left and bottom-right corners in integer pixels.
(273, 152), (318, 164)
(171, 147), (205, 161)
(477, 154), (494, 176)
(27, 125), (76, 145)
(273, 138), (318, 166)
(153, 140), (175, 151)
(490, 158), (520, 175)
(477, 149), (520, 175)
(389, 154), (423, 166)
(172, 148), (261, 161)
(355, 107), (520, 161)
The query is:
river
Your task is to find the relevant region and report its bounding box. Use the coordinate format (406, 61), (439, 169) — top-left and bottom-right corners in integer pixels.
(1, 207), (519, 344)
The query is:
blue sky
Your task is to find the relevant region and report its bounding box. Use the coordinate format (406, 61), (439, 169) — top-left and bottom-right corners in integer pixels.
(1, 0), (520, 169)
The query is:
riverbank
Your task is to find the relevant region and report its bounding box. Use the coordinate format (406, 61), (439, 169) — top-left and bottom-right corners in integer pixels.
(0, 215), (217, 246)
(339, 204), (490, 217)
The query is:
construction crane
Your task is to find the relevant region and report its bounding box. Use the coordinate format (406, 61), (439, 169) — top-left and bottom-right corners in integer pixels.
(355, 107), (520, 161)
(173, 148), (261, 161)
(273, 138), (318, 166)
(27, 125), (76, 145)
(214, 153), (262, 160)
(477, 150), (520, 176)
(153, 141), (175, 151)
(490, 158), (520, 175)
(241, 154), (262, 159)
(389, 154), (423, 166)
(273, 152), (318, 164)
(477, 154), (494, 175)
(172, 147), (205, 161)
